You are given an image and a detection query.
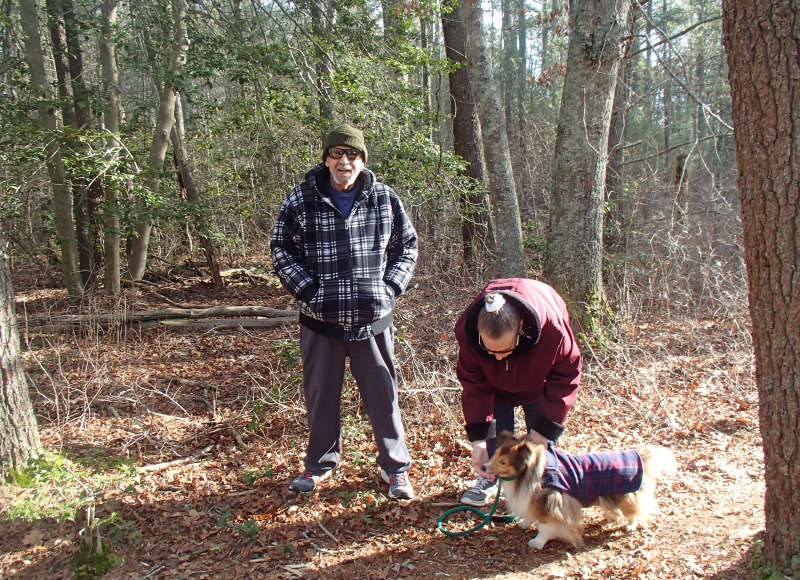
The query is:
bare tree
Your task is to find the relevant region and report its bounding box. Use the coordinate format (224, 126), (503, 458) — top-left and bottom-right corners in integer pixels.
(0, 231), (42, 477)
(171, 97), (223, 288)
(543, 0), (633, 332)
(722, 2), (800, 576)
(99, 0), (122, 295)
(46, 0), (103, 288)
(19, 0), (83, 296)
(63, 0), (103, 287)
(463, 0), (525, 277)
(129, 0), (188, 281)
(441, 0), (492, 266)
(311, 0), (334, 121)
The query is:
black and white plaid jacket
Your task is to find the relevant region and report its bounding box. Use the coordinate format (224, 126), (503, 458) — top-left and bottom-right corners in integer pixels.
(271, 163), (418, 341)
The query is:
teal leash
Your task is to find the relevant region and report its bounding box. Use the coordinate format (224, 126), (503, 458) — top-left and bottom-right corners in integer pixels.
(436, 478), (517, 537)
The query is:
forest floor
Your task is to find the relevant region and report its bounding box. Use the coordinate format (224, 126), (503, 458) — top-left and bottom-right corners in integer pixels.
(1, 267), (765, 579)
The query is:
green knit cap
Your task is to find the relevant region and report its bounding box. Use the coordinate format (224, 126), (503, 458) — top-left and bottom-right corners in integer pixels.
(322, 124), (367, 164)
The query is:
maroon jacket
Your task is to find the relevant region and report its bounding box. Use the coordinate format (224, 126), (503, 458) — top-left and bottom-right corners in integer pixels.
(455, 278), (581, 442)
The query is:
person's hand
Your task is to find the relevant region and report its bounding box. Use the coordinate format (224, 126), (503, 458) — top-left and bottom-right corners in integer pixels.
(526, 429), (548, 445)
(471, 441), (495, 480)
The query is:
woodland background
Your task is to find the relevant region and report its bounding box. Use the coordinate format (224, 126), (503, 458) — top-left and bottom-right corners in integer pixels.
(0, 0), (775, 578)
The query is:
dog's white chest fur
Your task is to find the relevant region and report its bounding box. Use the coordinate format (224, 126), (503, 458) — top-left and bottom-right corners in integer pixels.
(501, 479), (538, 530)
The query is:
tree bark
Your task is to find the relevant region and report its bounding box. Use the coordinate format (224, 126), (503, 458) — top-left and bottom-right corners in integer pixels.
(501, 0), (514, 139)
(722, 2), (800, 576)
(45, 0), (76, 128)
(20, 0), (83, 297)
(463, 0), (525, 277)
(63, 0), (103, 288)
(100, 0), (122, 296)
(544, 0), (633, 333)
(0, 231), (42, 477)
(441, 0), (493, 266)
(311, 0), (334, 122)
(605, 8), (636, 250)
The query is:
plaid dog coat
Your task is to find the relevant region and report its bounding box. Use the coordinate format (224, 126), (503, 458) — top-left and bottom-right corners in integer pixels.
(541, 442), (644, 506)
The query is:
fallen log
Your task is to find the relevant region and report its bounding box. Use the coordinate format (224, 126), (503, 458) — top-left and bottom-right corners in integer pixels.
(24, 305), (297, 326)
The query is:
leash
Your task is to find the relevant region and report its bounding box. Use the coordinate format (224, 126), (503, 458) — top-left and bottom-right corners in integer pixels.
(436, 478), (517, 537)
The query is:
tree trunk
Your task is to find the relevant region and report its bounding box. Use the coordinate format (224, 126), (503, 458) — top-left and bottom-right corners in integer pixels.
(722, 3), (800, 576)
(671, 153), (689, 235)
(63, 0), (103, 288)
(0, 231), (42, 477)
(501, 0), (514, 140)
(543, 0), (633, 333)
(441, 0), (492, 266)
(516, 0), (527, 133)
(661, 0), (670, 152)
(605, 9), (636, 251)
(20, 0), (83, 297)
(129, 0), (188, 281)
(100, 0), (122, 296)
(311, 0), (334, 122)
(463, 0), (525, 278)
(171, 97), (223, 288)
(45, 0), (76, 128)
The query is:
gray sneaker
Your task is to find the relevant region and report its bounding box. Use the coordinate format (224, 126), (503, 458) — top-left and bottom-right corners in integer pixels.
(460, 476), (498, 506)
(288, 469), (331, 493)
(379, 468), (415, 500)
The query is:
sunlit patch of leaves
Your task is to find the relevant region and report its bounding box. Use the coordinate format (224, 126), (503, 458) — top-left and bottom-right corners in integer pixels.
(4, 453), (140, 523)
(241, 465), (273, 485)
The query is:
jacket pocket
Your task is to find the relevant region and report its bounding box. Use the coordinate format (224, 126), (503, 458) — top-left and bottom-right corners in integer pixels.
(353, 278), (395, 325)
(307, 278), (342, 323)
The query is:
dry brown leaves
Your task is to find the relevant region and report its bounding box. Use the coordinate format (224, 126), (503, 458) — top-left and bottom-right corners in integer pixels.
(1, 274), (763, 579)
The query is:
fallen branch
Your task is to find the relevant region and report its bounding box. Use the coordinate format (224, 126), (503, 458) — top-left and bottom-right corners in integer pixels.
(140, 445), (213, 472)
(157, 317), (296, 330)
(21, 306), (299, 334)
(26, 305), (297, 326)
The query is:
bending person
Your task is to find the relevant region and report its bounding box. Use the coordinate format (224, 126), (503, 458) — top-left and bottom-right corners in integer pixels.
(454, 278), (582, 506)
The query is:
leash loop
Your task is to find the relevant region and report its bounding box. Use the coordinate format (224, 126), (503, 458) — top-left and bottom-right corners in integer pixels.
(436, 479), (516, 537)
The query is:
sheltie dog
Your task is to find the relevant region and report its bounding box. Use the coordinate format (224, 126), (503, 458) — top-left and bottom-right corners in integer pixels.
(486, 431), (677, 549)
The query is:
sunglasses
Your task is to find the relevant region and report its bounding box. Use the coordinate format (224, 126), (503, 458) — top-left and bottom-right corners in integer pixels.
(328, 147), (362, 160)
(478, 332), (520, 356)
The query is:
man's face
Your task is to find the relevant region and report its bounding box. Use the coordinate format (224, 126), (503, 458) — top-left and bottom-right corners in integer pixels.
(325, 146), (364, 192)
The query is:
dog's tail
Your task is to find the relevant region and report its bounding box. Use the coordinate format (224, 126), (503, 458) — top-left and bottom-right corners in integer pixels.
(640, 446), (677, 482)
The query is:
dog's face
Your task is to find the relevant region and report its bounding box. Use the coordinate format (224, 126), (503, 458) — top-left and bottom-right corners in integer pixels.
(487, 431), (544, 479)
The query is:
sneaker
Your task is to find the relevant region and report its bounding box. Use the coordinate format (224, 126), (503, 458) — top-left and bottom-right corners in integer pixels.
(288, 470), (331, 493)
(379, 468), (415, 500)
(460, 476), (498, 506)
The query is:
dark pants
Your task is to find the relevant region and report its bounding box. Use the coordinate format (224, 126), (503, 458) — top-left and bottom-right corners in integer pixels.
(299, 324), (411, 474)
(486, 400), (541, 457)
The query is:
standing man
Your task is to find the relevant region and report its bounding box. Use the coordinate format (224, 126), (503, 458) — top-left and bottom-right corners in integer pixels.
(271, 124), (418, 499)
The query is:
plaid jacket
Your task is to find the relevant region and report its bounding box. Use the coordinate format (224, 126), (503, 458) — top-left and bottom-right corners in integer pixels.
(271, 164), (418, 342)
(542, 443), (643, 506)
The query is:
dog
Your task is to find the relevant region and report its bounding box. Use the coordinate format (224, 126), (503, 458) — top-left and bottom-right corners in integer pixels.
(486, 431), (677, 549)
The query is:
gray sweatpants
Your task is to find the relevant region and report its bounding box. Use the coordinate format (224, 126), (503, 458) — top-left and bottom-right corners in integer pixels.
(299, 324), (411, 474)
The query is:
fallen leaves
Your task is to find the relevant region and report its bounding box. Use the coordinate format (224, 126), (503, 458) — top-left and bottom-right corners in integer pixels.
(3, 281), (766, 579)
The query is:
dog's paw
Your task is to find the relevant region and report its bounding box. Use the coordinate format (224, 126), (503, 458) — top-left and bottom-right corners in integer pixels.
(624, 520), (642, 532)
(528, 535), (548, 550)
(517, 518), (533, 530)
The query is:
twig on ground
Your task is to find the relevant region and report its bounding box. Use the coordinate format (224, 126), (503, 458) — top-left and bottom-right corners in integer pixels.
(317, 519), (339, 544)
(140, 445), (213, 472)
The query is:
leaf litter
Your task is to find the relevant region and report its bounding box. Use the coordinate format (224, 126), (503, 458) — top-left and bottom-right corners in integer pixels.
(1, 274), (763, 579)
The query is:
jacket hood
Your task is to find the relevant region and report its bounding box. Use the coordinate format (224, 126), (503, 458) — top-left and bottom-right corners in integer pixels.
(462, 279), (543, 360)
